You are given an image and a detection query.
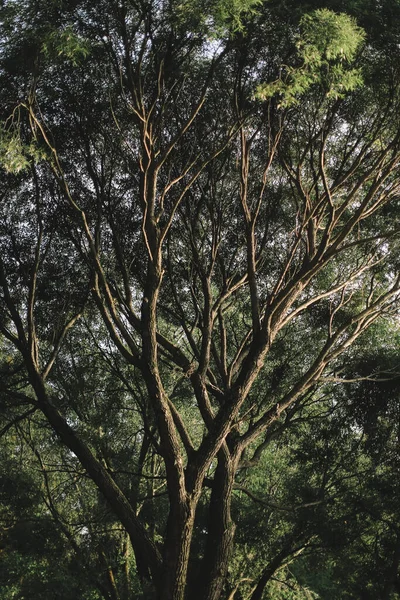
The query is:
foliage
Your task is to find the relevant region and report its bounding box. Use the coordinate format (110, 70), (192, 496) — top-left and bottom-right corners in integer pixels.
(42, 26), (91, 65)
(256, 9), (365, 105)
(176, 0), (263, 34)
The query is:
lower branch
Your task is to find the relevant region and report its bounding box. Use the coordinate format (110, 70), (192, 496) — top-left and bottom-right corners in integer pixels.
(27, 366), (163, 591)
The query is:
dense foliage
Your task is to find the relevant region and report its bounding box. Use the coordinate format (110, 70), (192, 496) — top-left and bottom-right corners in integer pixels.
(1, 0), (400, 598)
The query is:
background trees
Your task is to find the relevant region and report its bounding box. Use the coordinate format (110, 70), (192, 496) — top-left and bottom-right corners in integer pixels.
(1, 0), (400, 598)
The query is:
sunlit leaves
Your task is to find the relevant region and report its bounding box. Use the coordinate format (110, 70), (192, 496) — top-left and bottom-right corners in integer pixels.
(300, 8), (365, 63)
(0, 130), (29, 174)
(257, 9), (365, 106)
(42, 26), (90, 66)
(0, 126), (48, 174)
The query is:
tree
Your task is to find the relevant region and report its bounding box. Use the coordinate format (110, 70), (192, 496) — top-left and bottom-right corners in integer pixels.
(1, 0), (400, 598)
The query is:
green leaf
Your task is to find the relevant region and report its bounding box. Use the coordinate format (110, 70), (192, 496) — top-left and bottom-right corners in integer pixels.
(0, 132), (29, 174)
(256, 9), (365, 106)
(175, 0), (263, 35)
(42, 26), (90, 66)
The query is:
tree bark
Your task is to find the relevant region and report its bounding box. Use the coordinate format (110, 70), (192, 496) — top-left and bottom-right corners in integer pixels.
(160, 500), (196, 600)
(195, 448), (237, 600)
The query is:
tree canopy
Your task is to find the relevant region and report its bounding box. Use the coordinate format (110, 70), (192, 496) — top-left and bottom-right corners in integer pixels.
(1, 0), (400, 598)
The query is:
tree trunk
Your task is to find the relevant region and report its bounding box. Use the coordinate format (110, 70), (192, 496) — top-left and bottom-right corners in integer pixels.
(195, 449), (237, 600)
(160, 499), (196, 600)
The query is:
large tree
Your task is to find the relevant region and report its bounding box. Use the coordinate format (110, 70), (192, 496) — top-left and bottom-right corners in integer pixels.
(1, 1), (400, 598)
